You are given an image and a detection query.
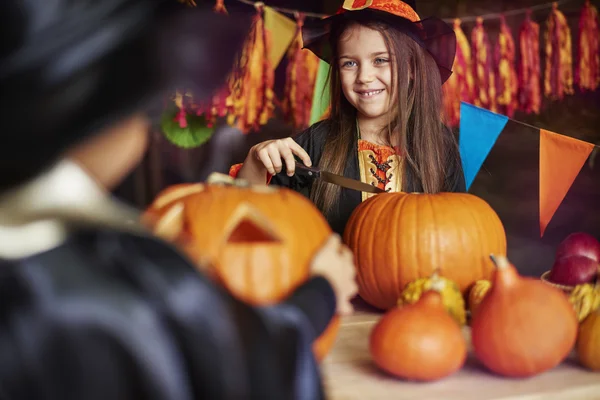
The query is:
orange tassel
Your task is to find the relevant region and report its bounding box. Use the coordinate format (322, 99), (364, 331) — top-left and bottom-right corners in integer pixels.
(177, 0), (197, 6)
(214, 0), (228, 14)
(544, 2), (574, 100)
(495, 15), (518, 118)
(471, 17), (497, 112)
(282, 14), (320, 130)
(576, 0), (600, 91)
(518, 10), (542, 114)
(225, 4), (275, 133)
(442, 18), (474, 127)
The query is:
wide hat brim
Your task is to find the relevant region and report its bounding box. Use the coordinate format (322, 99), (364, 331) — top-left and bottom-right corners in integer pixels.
(0, 1), (252, 191)
(301, 9), (456, 84)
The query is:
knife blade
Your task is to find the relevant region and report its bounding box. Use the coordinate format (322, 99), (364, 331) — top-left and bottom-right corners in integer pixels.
(294, 162), (385, 194)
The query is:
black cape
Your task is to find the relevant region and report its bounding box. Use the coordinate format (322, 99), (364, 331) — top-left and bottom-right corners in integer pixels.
(0, 228), (335, 400)
(270, 119), (466, 235)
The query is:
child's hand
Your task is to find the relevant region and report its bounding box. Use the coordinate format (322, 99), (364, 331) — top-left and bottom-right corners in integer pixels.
(246, 138), (312, 177)
(310, 234), (358, 316)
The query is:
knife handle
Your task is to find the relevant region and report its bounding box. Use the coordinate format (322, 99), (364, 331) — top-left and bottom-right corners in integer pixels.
(294, 162), (321, 178)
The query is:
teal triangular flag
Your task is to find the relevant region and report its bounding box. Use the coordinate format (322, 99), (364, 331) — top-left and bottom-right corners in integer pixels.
(459, 102), (509, 190)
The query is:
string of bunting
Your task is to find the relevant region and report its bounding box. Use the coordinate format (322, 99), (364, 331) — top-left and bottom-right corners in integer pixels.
(167, 0), (598, 138)
(234, 0), (575, 23)
(459, 102), (598, 238)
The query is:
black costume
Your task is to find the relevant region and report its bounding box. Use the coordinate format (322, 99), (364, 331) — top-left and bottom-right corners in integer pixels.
(0, 1), (336, 399)
(230, 119), (466, 235)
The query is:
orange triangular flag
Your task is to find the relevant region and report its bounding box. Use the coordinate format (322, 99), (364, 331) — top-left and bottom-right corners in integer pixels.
(539, 129), (595, 236)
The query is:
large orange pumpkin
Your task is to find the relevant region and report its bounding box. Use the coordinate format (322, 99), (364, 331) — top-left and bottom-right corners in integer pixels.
(143, 175), (340, 360)
(343, 192), (506, 310)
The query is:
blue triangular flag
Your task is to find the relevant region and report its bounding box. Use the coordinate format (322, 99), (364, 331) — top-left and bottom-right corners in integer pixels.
(459, 102), (509, 190)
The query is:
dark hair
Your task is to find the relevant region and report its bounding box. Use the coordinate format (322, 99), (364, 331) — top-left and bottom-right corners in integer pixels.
(310, 15), (462, 216)
(0, 0), (250, 193)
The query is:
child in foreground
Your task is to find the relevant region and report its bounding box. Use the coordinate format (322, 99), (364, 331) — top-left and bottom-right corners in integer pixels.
(0, 1), (356, 399)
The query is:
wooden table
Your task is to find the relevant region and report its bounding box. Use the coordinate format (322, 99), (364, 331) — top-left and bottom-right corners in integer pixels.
(321, 307), (600, 400)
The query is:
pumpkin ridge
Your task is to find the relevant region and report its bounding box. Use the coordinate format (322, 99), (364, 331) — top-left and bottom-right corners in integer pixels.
(390, 193), (407, 303)
(365, 195), (387, 307)
(463, 194), (486, 289)
(345, 199), (368, 301)
(413, 194), (421, 289)
(428, 194), (440, 280)
(385, 193), (406, 306)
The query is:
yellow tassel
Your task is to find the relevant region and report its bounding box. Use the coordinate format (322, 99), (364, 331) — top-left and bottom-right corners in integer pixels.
(226, 3), (275, 133)
(544, 2), (574, 100)
(576, 0), (600, 91)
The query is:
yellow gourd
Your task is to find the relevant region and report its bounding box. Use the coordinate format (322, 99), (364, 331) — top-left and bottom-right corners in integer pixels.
(569, 283), (600, 322)
(468, 280), (492, 316)
(398, 273), (466, 325)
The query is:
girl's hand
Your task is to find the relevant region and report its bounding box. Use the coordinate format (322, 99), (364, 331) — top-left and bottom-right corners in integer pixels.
(239, 138), (312, 182)
(311, 234), (358, 316)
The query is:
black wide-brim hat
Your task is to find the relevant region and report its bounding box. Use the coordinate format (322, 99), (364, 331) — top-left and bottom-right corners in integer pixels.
(0, 0), (252, 191)
(301, 0), (456, 84)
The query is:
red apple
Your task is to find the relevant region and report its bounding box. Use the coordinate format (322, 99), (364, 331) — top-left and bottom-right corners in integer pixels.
(548, 254), (599, 286)
(556, 232), (600, 262)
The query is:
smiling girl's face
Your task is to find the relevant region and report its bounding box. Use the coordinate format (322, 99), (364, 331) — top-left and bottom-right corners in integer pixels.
(337, 24), (394, 125)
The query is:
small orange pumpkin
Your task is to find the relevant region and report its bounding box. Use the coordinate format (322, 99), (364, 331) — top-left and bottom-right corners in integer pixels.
(370, 277), (467, 381)
(471, 255), (578, 377)
(144, 174), (340, 360)
(343, 192), (506, 310)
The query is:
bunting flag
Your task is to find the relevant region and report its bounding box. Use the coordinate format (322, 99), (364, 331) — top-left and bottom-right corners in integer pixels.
(544, 3), (574, 100)
(518, 10), (542, 114)
(442, 19), (474, 127)
(576, 0), (600, 91)
(459, 102), (508, 190)
(471, 17), (497, 112)
(263, 7), (297, 68)
(309, 60), (331, 125)
(539, 129), (595, 236)
(495, 15), (519, 118)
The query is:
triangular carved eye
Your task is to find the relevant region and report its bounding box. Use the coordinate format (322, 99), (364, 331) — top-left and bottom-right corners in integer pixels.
(225, 203), (281, 243)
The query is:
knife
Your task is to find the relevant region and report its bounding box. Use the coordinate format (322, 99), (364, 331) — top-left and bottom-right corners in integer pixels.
(294, 162), (385, 194)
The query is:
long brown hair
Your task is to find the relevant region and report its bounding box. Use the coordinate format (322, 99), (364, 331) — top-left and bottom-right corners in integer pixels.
(310, 16), (461, 217)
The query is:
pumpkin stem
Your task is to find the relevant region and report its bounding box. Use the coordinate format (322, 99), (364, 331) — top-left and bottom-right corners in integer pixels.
(490, 254), (510, 269)
(429, 271), (446, 293)
(489, 254), (519, 287)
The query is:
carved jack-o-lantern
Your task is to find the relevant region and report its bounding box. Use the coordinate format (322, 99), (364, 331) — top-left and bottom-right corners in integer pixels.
(143, 174), (339, 361)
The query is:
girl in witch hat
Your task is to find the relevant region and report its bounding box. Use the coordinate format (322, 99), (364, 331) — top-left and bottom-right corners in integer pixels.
(233, 0), (464, 235)
(0, 1), (357, 399)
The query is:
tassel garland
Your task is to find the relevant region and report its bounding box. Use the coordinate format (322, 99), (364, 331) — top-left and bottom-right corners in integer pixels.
(214, 0), (228, 14)
(225, 3), (275, 133)
(495, 15), (519, 118)
(544, 2), (574, 100)
(282, 14), (320, 130)
(518, 10), (542, 114)
(442, 19), (474, 127)
(576, 0), (600, 91)
(471, 17), (497, 112)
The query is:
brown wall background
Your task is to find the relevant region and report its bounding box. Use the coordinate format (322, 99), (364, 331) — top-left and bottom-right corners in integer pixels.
(115, 0), (600, 277)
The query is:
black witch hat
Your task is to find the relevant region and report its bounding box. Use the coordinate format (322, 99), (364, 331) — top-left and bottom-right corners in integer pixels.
(0, 0), (252, 192)
(301, 0), (456, 84)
